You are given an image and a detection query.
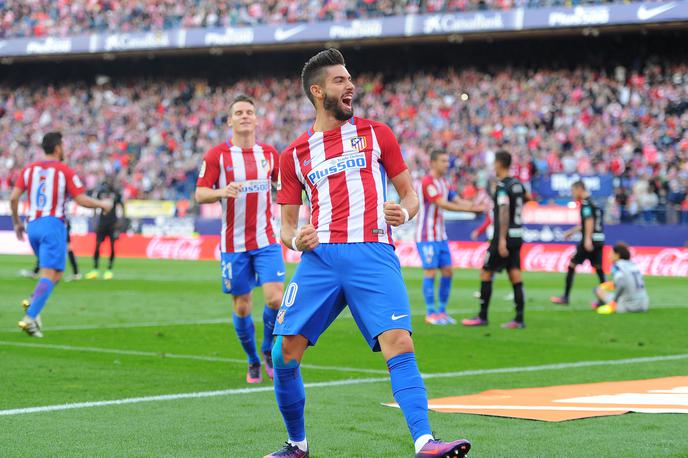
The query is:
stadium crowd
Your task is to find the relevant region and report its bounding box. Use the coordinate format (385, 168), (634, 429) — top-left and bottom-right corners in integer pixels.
(2, 0), (642, 39)
(1, 62), (687, 223)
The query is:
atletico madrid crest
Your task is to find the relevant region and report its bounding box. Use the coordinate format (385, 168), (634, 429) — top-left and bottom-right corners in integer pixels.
(351, 136), (367, 152)
(277, 309), (286, 324)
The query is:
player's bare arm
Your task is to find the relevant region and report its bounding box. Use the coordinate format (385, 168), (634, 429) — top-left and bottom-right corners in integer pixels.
(195, 183), (242, 203)
(435, 197), (486, 213)
(9, 186), (25, 240)
(583, 217), (594, 251)
(385, 170), (419, 227)
(564, 225), (582, 239)
(74, 193), (113, 213)
(498, 201), (509, 257)
(281, 204), (319, 252)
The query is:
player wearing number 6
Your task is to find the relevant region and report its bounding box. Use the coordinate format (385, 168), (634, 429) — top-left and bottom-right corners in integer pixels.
(265, 49), (471, 458)
(10, 132), (112, 337)
(462, 150), (527, 329)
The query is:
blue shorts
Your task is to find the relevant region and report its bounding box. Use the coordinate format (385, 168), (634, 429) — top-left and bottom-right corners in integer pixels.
(416, 240), (452, 269)
(221, 243), (286, 296)
(273, 243), (412, 352)
(27, 217), (67, 271)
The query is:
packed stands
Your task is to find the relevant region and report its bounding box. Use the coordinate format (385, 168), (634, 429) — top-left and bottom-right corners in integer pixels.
(1, 0), (644, 39)
(1, 56), (686, 223)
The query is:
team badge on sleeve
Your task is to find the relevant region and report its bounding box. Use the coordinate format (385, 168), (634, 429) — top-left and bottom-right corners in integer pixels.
(351, 136), (367, 152)
(427, 184), (439, 198)
(199, 160), (207, 178)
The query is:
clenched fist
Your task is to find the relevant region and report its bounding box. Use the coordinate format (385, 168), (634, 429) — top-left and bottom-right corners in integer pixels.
(219, 182), (242, 199)
(384, 202), (408, 227)
(295, 224), (319, 251)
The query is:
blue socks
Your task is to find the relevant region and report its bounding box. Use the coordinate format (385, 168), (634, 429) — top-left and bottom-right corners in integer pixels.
(422, 277), (436, 314)
(27, 278), (54, 319)
(387, 352), (432, 442)
(261, 306), (278, 354)
(274, 364), (306, 442)
(232, 314), (260, 364)
(438, 276), (452, 313)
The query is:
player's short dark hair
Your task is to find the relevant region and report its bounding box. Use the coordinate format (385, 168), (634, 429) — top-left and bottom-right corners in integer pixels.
(572, 180), (586, 190)
(301, 48), (346, 106)
(41, 132), (62, 155)
(230, 94), (255, 114)
(613, 242), (631, 260)
(495, 150), (511, 168)
(430, 150), (448, 162)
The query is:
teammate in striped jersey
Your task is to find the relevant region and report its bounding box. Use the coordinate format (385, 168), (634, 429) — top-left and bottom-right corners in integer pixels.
(10, 132), (112, 337)
(195, 95), (285, 384)
(416, 151), (484, 325)
(265, 49), (470, 458)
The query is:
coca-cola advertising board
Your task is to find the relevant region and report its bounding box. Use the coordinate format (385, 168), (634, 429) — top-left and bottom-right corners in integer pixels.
(1, 231), (685, 277)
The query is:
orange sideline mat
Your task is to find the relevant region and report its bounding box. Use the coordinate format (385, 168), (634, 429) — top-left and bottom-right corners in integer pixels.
(385, 376), (688, 421)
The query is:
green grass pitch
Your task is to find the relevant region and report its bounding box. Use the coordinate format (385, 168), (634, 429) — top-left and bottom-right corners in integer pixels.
(0, 254), (686, 457)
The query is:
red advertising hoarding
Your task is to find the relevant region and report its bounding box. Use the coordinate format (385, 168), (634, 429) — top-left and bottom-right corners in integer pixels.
(2, 231), (685, 277)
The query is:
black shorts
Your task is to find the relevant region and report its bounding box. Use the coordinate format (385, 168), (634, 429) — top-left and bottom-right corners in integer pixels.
(483, 242), (522, 272)
(571, 243), (604, 266)
(96, 223), (119, 241)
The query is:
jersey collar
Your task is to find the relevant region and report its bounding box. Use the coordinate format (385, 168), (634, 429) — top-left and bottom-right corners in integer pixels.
(307, 117), (355, 138)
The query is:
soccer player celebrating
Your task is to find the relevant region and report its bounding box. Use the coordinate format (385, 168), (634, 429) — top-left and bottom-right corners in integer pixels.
(266, 49), (470, 458)
(196, 95), (285, 384)
(86, 177), (124, 280)
(10, 132), (112, 337)
(551, 180), (606, 305)
(416, 150), (484, 325)
(462, 151), (526, 329)
(593, 242), (649, 314)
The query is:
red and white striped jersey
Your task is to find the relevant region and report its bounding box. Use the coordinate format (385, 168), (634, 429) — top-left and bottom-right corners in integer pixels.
(416, 175), (449, 242)
(197, 141), (279, 253)
(15, 160), (85, 222)
(278, 117), (408, 245)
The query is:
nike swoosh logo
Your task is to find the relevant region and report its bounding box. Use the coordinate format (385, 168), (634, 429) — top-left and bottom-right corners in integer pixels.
(277, 271), (285, 276)
(391, 314), (408, 321)
(303, 158), (313, 166)
(637, 2), (676, 20)
(274, 25), (306, 42)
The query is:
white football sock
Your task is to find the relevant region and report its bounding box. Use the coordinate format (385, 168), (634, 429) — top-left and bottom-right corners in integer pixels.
(288, 439), (308, 452)
(414, 434), (434, 453)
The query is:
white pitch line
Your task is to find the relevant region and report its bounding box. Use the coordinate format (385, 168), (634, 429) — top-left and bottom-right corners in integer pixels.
(420, 353), (688, 381)
(0, 341), (389, 375)
(0, 379), (378, 417)
(1, 304), (686, 333)
(1, 353), (687, 417)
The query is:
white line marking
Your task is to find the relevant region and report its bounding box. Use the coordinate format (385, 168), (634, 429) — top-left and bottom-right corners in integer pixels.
(1, 353), (686, 417)
(0, 379), (378, 417)
(0, 341), (389, 375)
(3, 303), (685, 333)
(420, 353), (688, 381)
